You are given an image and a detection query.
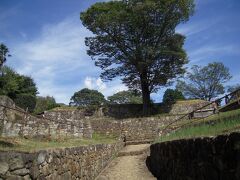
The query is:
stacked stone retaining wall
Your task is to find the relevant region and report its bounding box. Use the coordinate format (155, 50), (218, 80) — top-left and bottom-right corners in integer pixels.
(146, 133), (240, 180)
(90, 115), (182, 141)
(0, 96), (92, 138)
(0, 141), (124, 180)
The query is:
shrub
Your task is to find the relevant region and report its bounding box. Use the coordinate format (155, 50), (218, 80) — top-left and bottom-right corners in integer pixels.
(163, 89), (185, 105)
(14, 94), (36, 112)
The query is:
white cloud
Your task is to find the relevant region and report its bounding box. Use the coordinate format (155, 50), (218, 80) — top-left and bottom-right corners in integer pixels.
(176, 19), (219, 37)
(195, 0), (218, 7)
(9, 15), (101, 104)
(15, 16), (90, 64)
(6, 13), (130, 104)
(83, 76), (127, 98)
(84, 77), (94, 89)
(84, 76), (107, 92)
(103, 81), (128, 97)
(188, 44), (240, 63)
(96, 78), (107, 91)
(177, 23), (203, 36)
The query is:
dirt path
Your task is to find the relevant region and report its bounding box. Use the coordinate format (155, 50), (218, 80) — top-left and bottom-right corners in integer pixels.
(96, 144), (156, 180)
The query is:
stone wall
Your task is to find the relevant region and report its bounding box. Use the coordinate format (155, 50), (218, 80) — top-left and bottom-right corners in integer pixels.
(0, 141), (124, 180)
(0, 96), (16, 123)
(146, 133), (240, 180)
(44, 108), (183, 142)
(121, 116), (181, 141)
(89, 118), (122, 137)
(169, 100), (213, 114)
(0, 96), (92, 138)
(105, 100), (212, 118)
(90, 115), (182, 142)
(0, 95), (182, 141)
(105, 103), (166, 118)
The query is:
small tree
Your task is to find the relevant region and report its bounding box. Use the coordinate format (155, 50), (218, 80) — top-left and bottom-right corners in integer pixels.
(0, 44), (11, 74)
(80, 0), (194, 114)
(0, 66), (19, 97)
(162, 88), (185, 105)
(108, 90), (142, 104)
(14, 94), (36, 112)
(0, 66), (38, 111)
(69, 88), (106, 107)
(227, 84), (240, 93)
(177, 62), (232, 101)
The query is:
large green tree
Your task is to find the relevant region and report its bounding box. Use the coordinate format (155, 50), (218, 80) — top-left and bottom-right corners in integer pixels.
(177, 62), (232, 101)
(108, 90), (142, 104)
(69, 88), (106, 107)
(80, 0), (194, 114)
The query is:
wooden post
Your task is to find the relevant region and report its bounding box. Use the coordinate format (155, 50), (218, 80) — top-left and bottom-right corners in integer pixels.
(237, 91), (240, 105)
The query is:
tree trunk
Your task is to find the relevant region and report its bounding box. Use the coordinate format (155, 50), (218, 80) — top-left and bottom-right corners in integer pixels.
(140, 74), (151, 115)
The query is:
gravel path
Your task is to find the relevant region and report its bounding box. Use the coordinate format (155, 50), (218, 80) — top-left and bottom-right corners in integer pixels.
(96, 144), (156, 180)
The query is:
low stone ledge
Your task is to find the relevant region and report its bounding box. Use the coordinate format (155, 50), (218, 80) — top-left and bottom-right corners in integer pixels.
(146, 132), (240, 180)
(0, 140), (124, 180)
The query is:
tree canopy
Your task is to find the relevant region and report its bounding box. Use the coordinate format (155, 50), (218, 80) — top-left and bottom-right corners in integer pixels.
(80, 0), (194, 114)
(227, 84), (240, 93)
(162, 88), (185, 105)
(0, 66), (38, 98)
(108, 90), (142, 104)
(69, 88), (106, 107)
(177, 62), (232, 101)
(0, 66), (38, 111)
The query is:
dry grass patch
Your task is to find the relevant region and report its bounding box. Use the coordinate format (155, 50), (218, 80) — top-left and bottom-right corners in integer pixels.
(0, 133), (118, 152)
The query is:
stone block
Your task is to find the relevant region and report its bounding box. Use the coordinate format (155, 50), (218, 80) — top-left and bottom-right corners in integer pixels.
(37, 152), (47, 165)
(0, 161), (9, 176)
(11, 168), (29, 176)
(9, 155), (24, 171)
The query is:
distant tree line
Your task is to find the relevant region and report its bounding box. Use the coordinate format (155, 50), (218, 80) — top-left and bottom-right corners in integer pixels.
(69, 88), (143, 108)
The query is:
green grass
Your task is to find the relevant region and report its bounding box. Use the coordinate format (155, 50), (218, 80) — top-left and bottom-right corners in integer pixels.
(156, 109), (240, 143)
(165, 108), (240, 129)
(0, 133), (118, 152)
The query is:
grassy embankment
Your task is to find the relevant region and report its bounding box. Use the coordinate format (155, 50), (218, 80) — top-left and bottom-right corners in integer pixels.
(156, 108), (240, 143)
(0, 133), (118, 152)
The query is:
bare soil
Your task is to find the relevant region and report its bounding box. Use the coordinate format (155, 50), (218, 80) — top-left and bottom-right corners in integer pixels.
(96, 144), (156, 180)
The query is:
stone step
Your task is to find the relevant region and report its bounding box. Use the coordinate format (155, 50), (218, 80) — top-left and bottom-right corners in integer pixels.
(125, 139), (153, 145)
(117, 149), (149, 157)
(117, 144), (150, 157)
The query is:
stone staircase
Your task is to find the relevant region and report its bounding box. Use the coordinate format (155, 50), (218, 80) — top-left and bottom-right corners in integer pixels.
(125, 139), (153, 145)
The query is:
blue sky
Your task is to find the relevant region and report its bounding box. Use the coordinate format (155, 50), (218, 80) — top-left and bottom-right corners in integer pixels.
(0, 0), (239, 104)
